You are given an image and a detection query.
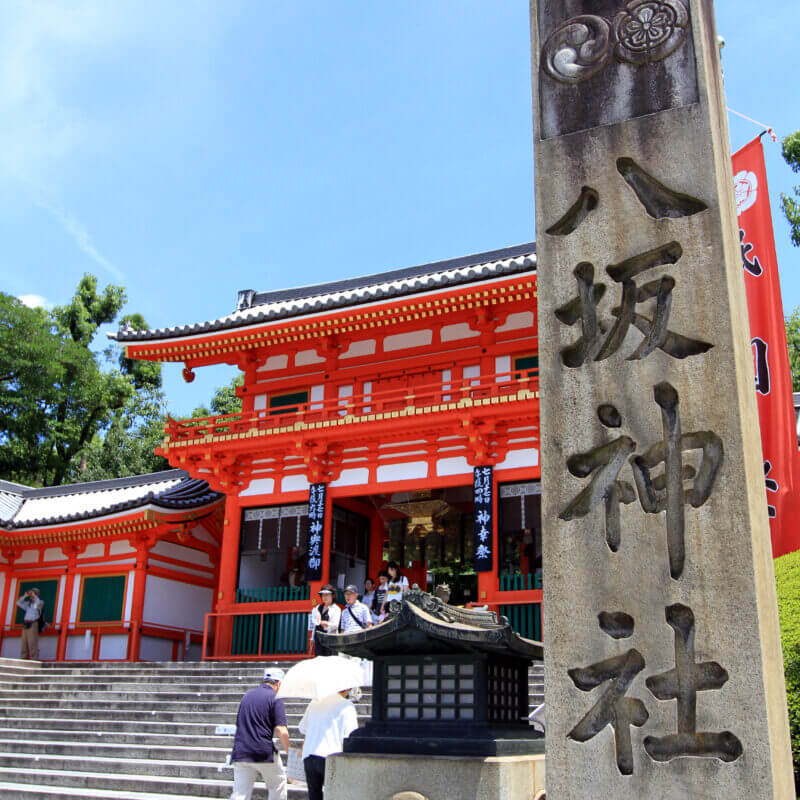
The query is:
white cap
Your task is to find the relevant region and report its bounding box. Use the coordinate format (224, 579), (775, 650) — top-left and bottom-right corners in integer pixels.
(263, 667), (285, 683)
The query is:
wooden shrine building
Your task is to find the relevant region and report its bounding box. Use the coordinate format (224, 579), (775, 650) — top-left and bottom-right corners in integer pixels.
(111, 243), (543, 661)
(0, 470), (223, 661)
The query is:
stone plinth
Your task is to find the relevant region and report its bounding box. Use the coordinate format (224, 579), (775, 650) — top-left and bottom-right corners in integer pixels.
(324, 752), (546, 800)
(530, 0), (794, 797)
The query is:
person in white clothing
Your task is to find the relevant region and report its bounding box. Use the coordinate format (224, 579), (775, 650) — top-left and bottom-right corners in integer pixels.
(381, 561), (409, 615)
(310, 585), (341, 656)
(298, 691), (358, 800)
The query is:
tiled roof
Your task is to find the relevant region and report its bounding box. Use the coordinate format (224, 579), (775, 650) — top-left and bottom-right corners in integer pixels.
(110, 243), (537, 343)
(0, 470), (222, 530)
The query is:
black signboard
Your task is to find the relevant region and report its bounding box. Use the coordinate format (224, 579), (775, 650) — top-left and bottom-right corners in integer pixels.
(306, 483), (326, 581)
(473, 465), (494, 572)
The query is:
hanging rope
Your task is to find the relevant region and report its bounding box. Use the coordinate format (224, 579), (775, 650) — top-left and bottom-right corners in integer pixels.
(727, 107), (777, 142)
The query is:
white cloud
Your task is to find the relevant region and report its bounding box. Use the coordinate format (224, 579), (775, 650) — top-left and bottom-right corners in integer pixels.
(18, 293), (53, 310)
(0, 1), (236, 276)
(36, 198), (124, 280)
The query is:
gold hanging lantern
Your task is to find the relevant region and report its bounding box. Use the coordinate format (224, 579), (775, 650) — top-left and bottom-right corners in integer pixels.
(385, 491), (450, 538)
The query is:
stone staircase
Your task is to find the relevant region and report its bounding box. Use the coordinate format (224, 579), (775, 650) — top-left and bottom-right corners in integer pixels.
(0, 657), (545, 799)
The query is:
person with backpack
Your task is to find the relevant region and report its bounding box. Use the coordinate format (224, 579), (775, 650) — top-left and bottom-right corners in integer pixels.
(370, 570), (389, 624)
(310, 585), (340, 655)
(339, 585), (373, 634)
(16, 588), (44, 660)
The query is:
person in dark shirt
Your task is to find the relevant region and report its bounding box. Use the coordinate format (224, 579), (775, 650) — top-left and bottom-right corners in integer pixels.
(229, 667), (290, 800)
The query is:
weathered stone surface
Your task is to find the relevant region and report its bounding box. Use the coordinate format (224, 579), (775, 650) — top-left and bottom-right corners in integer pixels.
(530, 0), (794, 798)
(324, 753), (546, 800)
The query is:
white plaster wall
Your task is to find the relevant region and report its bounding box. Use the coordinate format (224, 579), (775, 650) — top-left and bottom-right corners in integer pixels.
(124, 570), (135, 624)
(36, 635), (58, 661)
(281, 475), (309, 493)
(241, 477), (275, 496)
(78, 544), (105, 559)
(186, 642), (203, 662)
(254, 394), (267, 412)
(330, 468), (370, 487)
(110, 540), (136, 556)
(1, 637), (20, 658)
(142, 575), (213, 631)
(258, 354), (288, 372)
(56, 575), (66, 622)
(436, 457), (473, 477)
(495, 448), (539, 471)
(152, 541), (213, 568)
(4, 578), (16, 625)
(310, 384), (324, 409)
(441, 322), (479, 342)
(191, 526), (217, 546)
(43, 548), (63, 562)
(495, 355), (511, 380)
(69, 578), (81, 624)
(139, 635), (174, 662)
(295, 349), (325, 366)
(16, 550), (38, 564)
(99, 634), (129, 660)
(497, 311), (534, 332)
(384, 329), (432, 352)
(341, 339), (376, 359)
(66, 632), (93, 660)
(463, 365), (480, 382)
(376, 461), (428, 483)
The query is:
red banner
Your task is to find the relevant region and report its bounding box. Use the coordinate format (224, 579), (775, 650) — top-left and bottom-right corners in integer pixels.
(734, 136), (800, 557)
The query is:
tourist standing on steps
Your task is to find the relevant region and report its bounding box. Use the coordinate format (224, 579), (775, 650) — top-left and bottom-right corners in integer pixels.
(16, 588), (43, 660)
(298, 689), (359, 800)
(229, 667), (290, 800)
(371, 570), (389, 623)
(360, 577), (375, 613)
(311, 584), (341, 656)
(339, 585), (373, 633)
(381, 561), (409, 615)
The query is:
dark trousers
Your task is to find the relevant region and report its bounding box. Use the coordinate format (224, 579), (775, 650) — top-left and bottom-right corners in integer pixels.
(303, 755), (325, 800)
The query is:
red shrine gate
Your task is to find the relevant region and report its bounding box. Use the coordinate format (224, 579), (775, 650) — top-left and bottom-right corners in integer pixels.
(114, 245), (544, 659)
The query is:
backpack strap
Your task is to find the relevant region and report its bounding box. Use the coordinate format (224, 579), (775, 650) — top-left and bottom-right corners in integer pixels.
(342, 604), (367, 632)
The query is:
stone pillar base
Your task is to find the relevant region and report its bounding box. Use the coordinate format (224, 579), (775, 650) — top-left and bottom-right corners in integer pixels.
(325, 751), (545, 800)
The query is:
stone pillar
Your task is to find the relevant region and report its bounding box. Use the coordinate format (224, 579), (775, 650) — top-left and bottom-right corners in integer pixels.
(530, 1), (793, 797)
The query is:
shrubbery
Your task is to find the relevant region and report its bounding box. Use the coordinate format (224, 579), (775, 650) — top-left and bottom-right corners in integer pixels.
(774, 548), (800, 792)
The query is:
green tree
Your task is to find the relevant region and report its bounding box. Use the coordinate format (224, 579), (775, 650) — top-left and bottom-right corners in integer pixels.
(191, 374), (244, 418)
(781, 130), (800, 247)
(786, 308), (800, 392)
(774, 548), (800, 792)
(0, 275), (162, 486)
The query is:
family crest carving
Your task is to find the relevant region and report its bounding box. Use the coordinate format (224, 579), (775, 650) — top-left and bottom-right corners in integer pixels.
(542, 0), (690, 84)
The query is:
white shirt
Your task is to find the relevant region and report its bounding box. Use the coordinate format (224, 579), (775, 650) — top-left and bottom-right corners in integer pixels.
(339, 601), (371, 633)
(298, 694), (359, 760)
(385, 576), (409, 601)
(311, 603), (341, 635)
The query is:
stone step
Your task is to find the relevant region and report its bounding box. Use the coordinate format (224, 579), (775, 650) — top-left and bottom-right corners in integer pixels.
(0, 738), (230, 762)
(0, 782), (304, 800)
(0, 753), (231, 781)
(0, 698), (370, 715)
(0, 765), (303, 799)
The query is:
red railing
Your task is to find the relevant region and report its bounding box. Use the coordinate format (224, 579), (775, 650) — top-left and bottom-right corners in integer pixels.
(202, 608), (312, 661)
(164, 370), (539, 445)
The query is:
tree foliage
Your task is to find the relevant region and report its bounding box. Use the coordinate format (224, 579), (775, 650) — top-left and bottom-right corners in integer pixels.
(774, 548), (800, 793)
(786, 308), (800, 393)
(0, 276), (162, 486)
(191, 374), (244, 418)
(781, 131), (800, 248)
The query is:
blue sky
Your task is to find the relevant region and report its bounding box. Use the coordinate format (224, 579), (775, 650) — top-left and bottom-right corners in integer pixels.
(1, 0), (798, 416)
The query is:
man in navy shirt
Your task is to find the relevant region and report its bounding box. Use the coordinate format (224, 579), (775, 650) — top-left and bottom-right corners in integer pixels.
(229, 667), (290, 800)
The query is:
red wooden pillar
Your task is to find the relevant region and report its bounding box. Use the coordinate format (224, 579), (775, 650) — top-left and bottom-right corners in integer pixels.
(127, 536), (154, 662)
(0, 554), (16, 653)
(318, 486), (333, 587)
(56, 543), (85, 662)
(213, 497), (241, 657)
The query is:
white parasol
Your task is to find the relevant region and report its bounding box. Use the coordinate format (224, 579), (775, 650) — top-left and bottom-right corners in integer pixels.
(276, 655), (365, 701)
